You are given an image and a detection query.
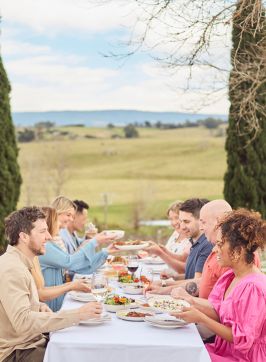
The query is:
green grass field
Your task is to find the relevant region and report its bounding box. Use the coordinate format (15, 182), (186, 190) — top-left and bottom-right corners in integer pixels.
(18, 126), (226, 233)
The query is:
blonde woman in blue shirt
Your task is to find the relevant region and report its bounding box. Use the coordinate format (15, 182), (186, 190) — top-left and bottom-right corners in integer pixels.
(39, 196), (115, 311)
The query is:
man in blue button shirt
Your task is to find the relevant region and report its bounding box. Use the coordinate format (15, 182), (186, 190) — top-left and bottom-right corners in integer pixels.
(179, 199), (213, 280)
(147, 198), (212, 295)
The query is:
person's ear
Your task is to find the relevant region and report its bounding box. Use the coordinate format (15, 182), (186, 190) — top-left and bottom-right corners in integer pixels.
(19, 231), (29, 245)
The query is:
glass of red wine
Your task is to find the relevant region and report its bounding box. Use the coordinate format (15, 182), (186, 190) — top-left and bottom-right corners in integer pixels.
(127, 255), (139, 281)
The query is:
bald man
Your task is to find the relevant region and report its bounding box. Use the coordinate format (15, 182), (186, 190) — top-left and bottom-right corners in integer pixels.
(198, 199), (232, 298)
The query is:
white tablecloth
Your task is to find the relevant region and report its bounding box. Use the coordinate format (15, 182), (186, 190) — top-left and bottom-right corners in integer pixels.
(44, 262), (210, 362)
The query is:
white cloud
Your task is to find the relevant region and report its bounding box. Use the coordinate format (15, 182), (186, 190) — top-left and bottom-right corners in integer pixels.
(0, 0), (230, 114)
(7, 52), (229, 113)
(0, 0), (138, 34)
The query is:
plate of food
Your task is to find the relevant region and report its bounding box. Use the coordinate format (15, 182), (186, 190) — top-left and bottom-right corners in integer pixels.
(147, 296), (190, 313)
(116, 309), (154, 322)
(144, 315), (188, 329)
(80, 312), (112, 325)
(135, 299), (162, 313)
(118, 272), (140, 287)
(69, 291), (96, 302)
(121, 284), (144, 295)
(114, 240), (149, 251)
(103, 230), (125, 240)
(104, 295), (136, 312)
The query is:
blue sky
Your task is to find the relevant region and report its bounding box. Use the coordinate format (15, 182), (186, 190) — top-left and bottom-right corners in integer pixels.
(0, 0), (230, 114)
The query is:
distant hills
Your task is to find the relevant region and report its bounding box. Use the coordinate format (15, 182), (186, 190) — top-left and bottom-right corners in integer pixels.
(12, 110), (227, 127)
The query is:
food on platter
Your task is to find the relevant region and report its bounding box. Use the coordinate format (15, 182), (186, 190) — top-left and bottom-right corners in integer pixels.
(118, 271), (139, 284)
(115, 240), (145, 246)
(114, 240), (150, 251)
(125, 311), (153, 318)
(148, 296), (190, 313)
(104, 295), (136, 312)
(116, 309), (155, 321)
(118, 272), (151, 285)
(104, 295), (135, 306)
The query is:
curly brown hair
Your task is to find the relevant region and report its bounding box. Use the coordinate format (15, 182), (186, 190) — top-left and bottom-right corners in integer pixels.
(218, 208), (266, 264)
(5, 207), (46, 246)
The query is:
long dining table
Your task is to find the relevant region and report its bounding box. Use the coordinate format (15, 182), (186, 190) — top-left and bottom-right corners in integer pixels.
(44, 261), (211, 362)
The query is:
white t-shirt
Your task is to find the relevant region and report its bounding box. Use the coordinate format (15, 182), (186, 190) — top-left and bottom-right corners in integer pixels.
(165, 231), (191, 255)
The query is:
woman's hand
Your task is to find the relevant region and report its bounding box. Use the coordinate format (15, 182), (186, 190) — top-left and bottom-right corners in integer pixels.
(171, 287), (194, 306)
(71, 280), (91, 293)
(171, 306), (204, 324)
(94, 231), (117, 245)
(78, 302), (103, 321)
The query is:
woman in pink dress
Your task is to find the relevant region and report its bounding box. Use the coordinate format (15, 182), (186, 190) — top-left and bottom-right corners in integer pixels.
(172, 208), (266, 362)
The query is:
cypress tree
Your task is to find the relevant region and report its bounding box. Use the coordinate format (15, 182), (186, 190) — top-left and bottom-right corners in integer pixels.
(0, 55), (22, 253)
(224, 0), (266, 217)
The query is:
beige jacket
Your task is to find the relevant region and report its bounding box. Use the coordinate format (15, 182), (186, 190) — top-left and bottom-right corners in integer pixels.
(0, 245), (79, 361)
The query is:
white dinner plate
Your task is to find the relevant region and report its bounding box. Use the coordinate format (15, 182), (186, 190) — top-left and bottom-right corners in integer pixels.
(144, 318), (188, 329)
(80, 313), (111, 325)
(141, 256), (165, 265)
(69, 291), (96, 302)
(116, 309), (154, 322)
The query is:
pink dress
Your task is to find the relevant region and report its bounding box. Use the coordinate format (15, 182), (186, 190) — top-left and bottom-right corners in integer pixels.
(206, 270), (266, 362)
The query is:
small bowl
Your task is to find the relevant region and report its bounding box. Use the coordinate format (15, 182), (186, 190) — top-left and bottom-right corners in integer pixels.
(104, 303), (128, 313)
(103, 230), (125, 239)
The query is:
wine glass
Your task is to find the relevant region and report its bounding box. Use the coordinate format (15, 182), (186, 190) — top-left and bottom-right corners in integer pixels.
(91, 272), (108, 302)
(141, 268), (153, 288)
(127, 255), (139, 281)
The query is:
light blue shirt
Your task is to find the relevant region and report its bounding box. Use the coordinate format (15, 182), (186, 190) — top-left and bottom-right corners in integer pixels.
(39, 239), (108, 311)
(60, 228), (84, 254)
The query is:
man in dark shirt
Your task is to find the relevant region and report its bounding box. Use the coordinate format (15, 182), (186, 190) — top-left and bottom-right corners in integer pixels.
(147, 198), (212, 294)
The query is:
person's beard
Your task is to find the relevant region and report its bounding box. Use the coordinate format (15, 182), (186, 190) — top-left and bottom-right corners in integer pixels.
(28, 240), (45, 256)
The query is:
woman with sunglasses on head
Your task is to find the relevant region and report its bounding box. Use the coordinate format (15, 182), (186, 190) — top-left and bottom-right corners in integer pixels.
(172, 209), (266, 362)
(31, 207), (91, 309)
(39, 196), (115, 311)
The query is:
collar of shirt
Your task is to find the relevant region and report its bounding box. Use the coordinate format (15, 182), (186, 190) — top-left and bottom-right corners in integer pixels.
(6, 245), (33, 270)
(190, 234), (206, 248)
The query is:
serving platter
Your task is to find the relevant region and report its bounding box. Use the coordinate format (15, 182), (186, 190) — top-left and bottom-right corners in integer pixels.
(114, 241), (149, 251)
(147, 296), (190, 313)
